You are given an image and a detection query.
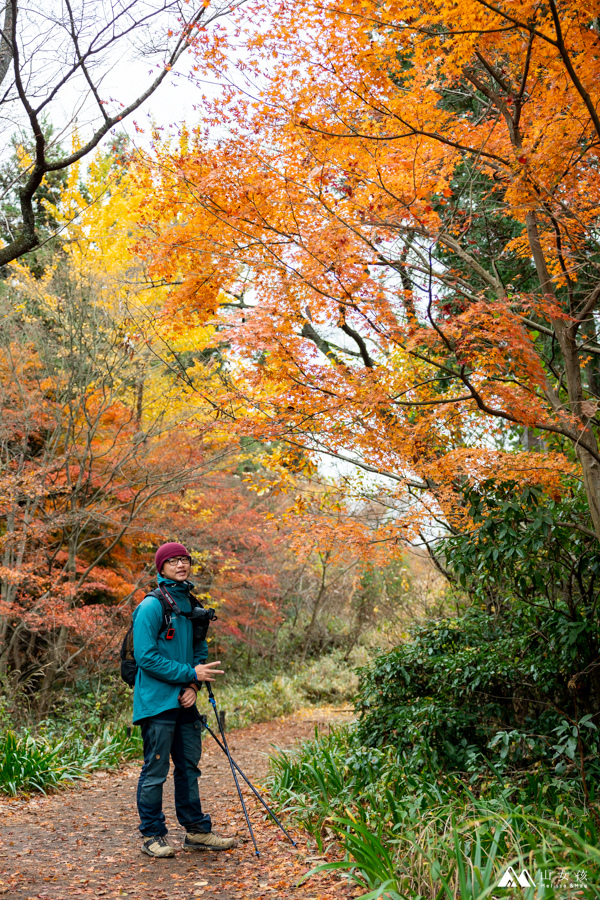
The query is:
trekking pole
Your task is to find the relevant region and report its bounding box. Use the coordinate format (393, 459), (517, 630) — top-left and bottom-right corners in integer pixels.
(200, 717), (296, 846)
(204, 682), (260, 858)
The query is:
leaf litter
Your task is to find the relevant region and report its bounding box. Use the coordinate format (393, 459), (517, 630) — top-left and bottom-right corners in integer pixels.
(0, 709), (361, 899)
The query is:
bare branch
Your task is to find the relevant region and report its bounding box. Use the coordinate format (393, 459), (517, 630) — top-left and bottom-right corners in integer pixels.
(0, 0), (231, 268)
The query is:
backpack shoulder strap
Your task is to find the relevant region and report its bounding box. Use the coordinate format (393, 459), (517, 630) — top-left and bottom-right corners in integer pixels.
(147, 587), (172, 635)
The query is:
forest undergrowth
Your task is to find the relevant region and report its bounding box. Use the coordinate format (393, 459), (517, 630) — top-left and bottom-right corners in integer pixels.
(0, 649), (362, 797)
(269, 724), (600, 900)
(267, 488), (600, 899)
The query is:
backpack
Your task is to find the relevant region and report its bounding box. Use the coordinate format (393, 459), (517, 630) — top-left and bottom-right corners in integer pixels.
(120, 585), (216, 687)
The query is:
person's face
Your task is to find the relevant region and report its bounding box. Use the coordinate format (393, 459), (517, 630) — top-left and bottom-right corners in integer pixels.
(161, 555), (191, 582)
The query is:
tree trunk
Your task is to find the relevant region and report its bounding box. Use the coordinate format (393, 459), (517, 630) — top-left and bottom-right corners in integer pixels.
(0, 0), (14, 90)
(525, 211), (600, 540)
(302, 552), (330, 659)
(575, 446), (600, 540)
(39, 625), (68, 700)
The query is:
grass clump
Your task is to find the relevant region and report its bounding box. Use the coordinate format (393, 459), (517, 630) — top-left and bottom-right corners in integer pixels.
(0, 724), (142, 797)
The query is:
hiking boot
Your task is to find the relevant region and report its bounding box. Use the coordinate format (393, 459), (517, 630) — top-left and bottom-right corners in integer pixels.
(183, 831), (237, 851)
(141, 834), (176, 857)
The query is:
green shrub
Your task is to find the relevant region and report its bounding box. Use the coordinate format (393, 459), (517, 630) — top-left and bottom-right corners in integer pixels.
(269, 725), (600, 899)
(356, 607), (600, 775)
(43, 674), (136, 732)
(354, 486), (600, 774)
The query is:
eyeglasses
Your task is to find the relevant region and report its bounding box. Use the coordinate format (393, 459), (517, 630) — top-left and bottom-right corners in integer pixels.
(164, 556), (191, 566)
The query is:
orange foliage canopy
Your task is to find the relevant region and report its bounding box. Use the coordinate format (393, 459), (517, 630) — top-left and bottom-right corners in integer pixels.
(1, 139), (388, 691)
(135, 0), (600, 539)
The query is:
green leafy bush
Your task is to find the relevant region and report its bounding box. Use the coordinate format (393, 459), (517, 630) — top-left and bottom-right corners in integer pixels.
(444, 482), (600, 730)
(355, 485), (600, 773)
(355, 606), (598, 771)
(42, 674), (136, 732)
(269, 725), (600, 899)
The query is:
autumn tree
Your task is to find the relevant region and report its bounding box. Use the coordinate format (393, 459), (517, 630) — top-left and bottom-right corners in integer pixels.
(0, 274), (246, 692)
(0, 140), (390, 701)
(133, 0), (600, 544)
(0, 144), (247, 694)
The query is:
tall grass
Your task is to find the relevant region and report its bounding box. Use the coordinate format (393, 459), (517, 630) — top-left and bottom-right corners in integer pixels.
(197, 650), (360, 730)
(269, 726), (600, 899)
(0, 724), (143, 796)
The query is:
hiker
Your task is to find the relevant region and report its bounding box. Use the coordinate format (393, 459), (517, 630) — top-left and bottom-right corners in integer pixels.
(132, 541), (236, 858)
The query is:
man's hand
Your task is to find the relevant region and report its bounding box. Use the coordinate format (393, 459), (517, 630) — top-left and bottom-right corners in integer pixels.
(194, 660), (225, 682)
(179, 687), (197, 708)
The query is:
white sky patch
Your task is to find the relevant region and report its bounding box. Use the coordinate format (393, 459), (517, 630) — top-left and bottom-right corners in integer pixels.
(0, 0), (240, 162)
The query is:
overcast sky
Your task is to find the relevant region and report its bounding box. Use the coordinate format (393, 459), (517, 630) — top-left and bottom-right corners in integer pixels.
(0, 0), (239, 161)
(60, 53), (219, 147)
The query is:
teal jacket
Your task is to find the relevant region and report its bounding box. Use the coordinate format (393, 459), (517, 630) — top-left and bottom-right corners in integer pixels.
(132, 576), (208, 723)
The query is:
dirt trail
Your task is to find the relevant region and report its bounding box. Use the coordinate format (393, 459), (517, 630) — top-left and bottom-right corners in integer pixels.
(0, 708), (358, 900)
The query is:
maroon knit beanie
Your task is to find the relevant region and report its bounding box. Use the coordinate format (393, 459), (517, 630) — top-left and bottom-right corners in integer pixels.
(155, 542), (191, 574)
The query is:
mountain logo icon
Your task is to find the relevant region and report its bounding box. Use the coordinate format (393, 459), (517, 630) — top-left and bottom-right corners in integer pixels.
(498, 866), (536, 887)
